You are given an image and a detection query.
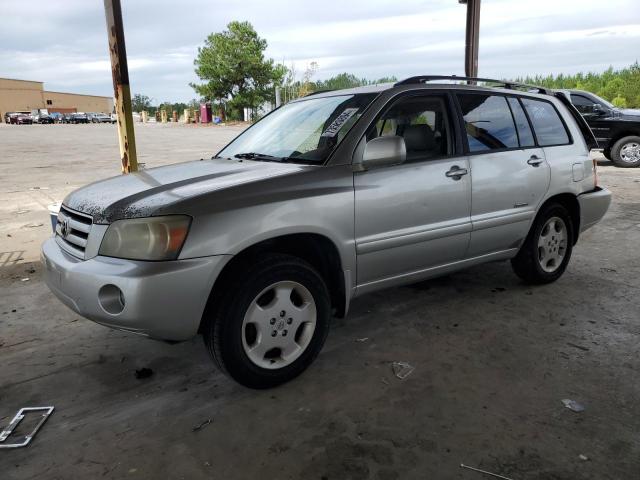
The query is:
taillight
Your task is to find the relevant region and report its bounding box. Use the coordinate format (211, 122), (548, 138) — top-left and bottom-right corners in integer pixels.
(593, 158), (599, 188)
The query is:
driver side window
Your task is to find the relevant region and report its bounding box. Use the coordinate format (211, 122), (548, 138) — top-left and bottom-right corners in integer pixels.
(571, 94), (597, 114)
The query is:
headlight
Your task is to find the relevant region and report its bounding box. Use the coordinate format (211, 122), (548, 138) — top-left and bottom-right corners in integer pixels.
(99, 215), (191, 261)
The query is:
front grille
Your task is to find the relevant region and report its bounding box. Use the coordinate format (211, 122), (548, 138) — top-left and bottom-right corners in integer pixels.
(55, 205), (93, 259)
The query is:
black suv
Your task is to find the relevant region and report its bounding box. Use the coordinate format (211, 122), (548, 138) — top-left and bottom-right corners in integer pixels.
(558, 89), (640, 168)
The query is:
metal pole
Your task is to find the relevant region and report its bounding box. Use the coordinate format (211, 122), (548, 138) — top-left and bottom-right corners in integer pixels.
(459, 0), (481, 78)
(275, 87), (282, 108)
(104, 0), (138, 173)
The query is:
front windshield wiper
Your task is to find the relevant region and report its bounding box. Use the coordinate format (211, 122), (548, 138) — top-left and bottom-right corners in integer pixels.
(232, 152), (321, 165)
(233, 152), (284, 162)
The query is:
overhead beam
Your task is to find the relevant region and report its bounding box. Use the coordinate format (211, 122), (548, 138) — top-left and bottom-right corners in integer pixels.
(104, 0), (138, 173)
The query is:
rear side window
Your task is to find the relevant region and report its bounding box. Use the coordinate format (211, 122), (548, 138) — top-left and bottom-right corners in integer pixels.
(457, 94), (518, 152)
(507, 97), (535, 147)
(521, 98), (570, 146)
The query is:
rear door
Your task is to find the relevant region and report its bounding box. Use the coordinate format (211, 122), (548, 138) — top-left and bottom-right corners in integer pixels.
(521, 96), (581, 191)
(456, 93), (550, 257)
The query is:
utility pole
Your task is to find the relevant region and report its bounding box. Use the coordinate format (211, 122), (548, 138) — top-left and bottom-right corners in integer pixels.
(104, 0), (138, 173)
(459, 0), (481, 78)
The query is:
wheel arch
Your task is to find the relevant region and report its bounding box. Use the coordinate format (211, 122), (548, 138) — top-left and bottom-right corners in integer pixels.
(537, 193), (580, 245)
(199, 233), (348, 333)
(607, 130), (640, 150)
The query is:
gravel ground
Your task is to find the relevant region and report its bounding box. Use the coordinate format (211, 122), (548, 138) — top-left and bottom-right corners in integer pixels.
(0, 123), (639, 479)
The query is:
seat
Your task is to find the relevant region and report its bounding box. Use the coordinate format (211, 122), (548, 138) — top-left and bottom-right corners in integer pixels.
(401, 124), (438, 161)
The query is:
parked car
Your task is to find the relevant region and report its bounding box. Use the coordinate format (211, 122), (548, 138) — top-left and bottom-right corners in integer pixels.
(4, 112), (19, 123)
(110, 113), (117, 124)
(60, 113), (74, 124)
(91, 113), (112, 123)
(12, 113), (33, 125)
(70, 113), (89, 124)
(557, 89), (640, 168)
(32, 113), (54, 124)
(49, 112), (63, 123)
(42, 76), (611, 388)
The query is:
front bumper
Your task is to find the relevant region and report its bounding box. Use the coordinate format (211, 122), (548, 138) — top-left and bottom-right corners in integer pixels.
(578, 186), (612, 232)
(41, 237), (230, 341)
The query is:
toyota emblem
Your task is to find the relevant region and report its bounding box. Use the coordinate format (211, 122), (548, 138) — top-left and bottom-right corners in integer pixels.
(59, 217), (70, 238)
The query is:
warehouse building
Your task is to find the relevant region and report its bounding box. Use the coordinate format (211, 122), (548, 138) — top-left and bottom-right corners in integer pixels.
(0, 77), (114, 121)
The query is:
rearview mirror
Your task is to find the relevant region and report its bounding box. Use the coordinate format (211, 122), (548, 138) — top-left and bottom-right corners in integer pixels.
(361, 136), (406, 169)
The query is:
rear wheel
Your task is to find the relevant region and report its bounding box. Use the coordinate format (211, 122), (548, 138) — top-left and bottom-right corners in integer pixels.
(610, 136), (640, 168)
(203, 254), (331, 389)
(511, 203), (574, 284)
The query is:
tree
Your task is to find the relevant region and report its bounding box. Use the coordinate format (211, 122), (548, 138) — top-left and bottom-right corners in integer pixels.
(516, 62), (640, 108)
(131, 94), (152, 112)
(191, 21), (286, 120)
(612, 95), (627, 108)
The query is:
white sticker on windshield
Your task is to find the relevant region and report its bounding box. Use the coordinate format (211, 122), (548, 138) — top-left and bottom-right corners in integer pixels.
(321, 108), (359, 137)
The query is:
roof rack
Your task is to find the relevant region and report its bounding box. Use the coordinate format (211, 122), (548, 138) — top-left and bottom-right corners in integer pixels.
(394, 75), (550, 94)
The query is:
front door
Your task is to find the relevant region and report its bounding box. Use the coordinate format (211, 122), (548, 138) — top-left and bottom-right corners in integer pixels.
(354, 93), (471, 291)
(568, 92), (614, 147)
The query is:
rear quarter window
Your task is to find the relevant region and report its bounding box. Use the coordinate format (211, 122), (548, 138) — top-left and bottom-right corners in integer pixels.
(521, 98), (571, 147)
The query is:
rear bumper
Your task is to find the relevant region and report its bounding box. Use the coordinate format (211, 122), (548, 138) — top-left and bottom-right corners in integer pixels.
(578, 186), (611, 233)
(41, 237), (230, 341)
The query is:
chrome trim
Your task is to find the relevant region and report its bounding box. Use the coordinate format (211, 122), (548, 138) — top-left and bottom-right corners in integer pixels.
(55, 205), (93, 259)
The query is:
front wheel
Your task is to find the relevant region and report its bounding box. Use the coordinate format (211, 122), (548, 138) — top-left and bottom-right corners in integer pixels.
(511, 203), (574, 284)
(203, 254), (331, 389)
(610, 136), (640, 168)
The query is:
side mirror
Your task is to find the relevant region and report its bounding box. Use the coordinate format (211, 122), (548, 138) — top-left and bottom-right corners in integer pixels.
(361, 136), (406, 169)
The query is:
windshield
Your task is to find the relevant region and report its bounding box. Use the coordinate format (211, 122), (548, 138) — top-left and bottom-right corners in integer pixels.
(217, 93), (376, 163)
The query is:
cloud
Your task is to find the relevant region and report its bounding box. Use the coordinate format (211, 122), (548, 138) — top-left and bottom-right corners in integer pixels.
(0, 0), (638, 102)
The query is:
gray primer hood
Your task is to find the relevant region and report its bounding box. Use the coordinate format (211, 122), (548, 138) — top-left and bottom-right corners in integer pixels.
(64, 159), (311, 224)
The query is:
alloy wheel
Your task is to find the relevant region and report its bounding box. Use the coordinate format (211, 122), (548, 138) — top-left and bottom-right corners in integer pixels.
(620, 142), (640, 164)
(537, 216), (568, 273)
(241, 280), (317, 369)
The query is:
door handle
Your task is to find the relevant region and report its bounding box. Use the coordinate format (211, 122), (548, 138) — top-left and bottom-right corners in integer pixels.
(445, 165), (468, 180)
(527, 155), (544, 166)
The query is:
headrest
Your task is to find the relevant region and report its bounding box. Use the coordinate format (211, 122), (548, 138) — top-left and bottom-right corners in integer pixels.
(402, 124), (436, 151)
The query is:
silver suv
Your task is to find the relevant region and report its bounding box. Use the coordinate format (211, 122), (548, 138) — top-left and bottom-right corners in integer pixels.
(42, 76), (611, 388)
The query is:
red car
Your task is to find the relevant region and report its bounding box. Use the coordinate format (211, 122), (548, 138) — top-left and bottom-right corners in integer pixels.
(11, 113), (33, 125)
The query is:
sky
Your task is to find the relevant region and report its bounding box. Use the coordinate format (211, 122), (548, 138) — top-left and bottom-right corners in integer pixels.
(1, 0), (639, 103)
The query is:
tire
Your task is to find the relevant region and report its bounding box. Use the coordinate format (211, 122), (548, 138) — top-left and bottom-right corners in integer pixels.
(203, 254), (331, 389)
(511, 203), (574, 284)
(610, 135), (640, 168)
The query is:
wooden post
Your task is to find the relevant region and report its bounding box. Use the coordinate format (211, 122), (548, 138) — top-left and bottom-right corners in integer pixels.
(104, 0), (138, 173)
(459, 0), (481, 78)
(161, 109), (167, 123)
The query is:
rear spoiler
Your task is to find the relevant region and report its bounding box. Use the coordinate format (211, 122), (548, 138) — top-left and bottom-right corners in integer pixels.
(553, 92), (599, 151)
